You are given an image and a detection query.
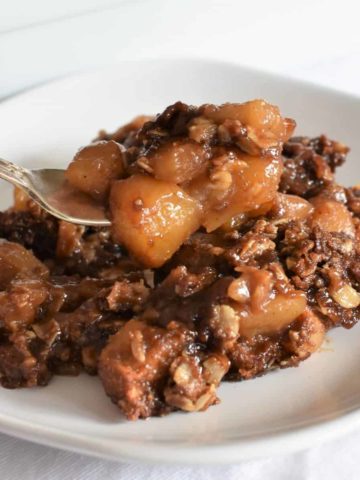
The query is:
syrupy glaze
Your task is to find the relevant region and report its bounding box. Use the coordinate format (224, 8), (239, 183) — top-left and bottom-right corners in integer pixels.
(0, 101), (358, 421)
(66, 100), (295, 267)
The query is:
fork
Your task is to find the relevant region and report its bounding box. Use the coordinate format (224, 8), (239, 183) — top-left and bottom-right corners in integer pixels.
(0, 158), (111, 227)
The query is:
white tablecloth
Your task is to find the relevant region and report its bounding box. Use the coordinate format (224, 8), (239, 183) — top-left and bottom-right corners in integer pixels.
(0, 428), (359, 479)
(1, 0), (360, 478)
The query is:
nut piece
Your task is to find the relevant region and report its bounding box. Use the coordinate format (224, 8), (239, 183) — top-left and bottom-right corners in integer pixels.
(209, 170), (233, 191)
(210, 305), (240, 341)
(188, 117), (217, 143)
(130, 330), (146, 363)
(202, 354), (230, 385)
(332, 285), (360, 309)
(32, 319), (61, 346)
(173, 360), (193, 387)
(284, 309), (325, 359)
(227, 277), (250, 303)
(165, 385), (216, 412)
(164, 353), (228, 413)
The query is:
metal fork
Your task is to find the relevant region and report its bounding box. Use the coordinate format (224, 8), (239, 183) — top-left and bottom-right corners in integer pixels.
(0, 158), (111, 227)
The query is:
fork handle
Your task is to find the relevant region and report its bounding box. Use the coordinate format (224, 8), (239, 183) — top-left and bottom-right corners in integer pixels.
(0, 158), (30, 189)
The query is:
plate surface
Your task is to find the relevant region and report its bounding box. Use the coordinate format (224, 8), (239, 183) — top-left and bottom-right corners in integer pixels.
(0, 59), (360, 464)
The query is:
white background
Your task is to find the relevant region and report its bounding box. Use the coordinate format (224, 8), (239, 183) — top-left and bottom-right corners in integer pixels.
(1, 0), (360, 478)
(1, 0), (360, 100)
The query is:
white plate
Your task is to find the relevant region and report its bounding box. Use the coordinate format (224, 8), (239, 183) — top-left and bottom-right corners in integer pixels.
(0, 59), (360, 465)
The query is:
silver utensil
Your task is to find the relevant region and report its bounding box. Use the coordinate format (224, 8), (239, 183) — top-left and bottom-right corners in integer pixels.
(0, 158), (111, 227)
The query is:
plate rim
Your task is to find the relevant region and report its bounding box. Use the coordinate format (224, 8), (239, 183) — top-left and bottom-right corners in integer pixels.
(2, 55), (360, 109)
(0, 403), (359, 464)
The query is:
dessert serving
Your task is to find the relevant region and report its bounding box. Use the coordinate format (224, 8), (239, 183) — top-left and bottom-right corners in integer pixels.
(0, 99), (359, 420)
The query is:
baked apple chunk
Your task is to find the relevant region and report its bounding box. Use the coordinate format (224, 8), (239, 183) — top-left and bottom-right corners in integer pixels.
(110, 175), (201, 267)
